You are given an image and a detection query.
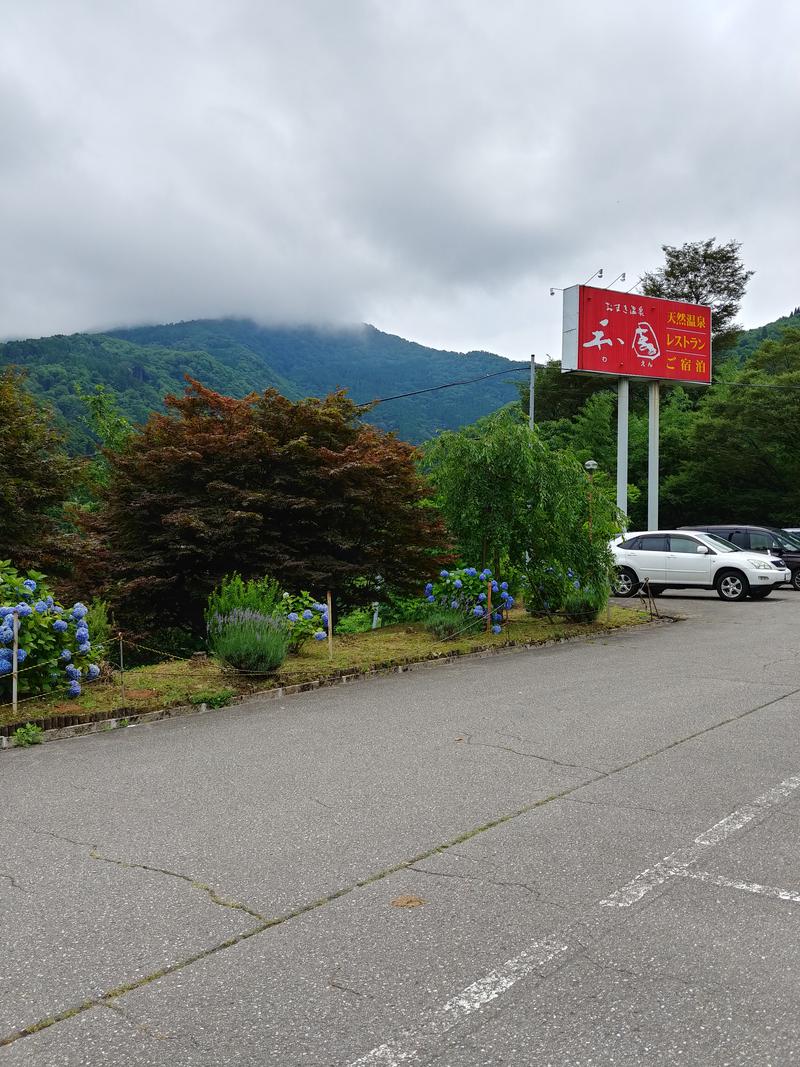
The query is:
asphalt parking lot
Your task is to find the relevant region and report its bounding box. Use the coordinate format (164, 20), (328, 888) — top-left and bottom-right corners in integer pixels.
(2, 587), (800, 1065)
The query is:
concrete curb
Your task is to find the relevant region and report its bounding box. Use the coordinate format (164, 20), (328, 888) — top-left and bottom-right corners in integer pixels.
(1, 613), (676, 750)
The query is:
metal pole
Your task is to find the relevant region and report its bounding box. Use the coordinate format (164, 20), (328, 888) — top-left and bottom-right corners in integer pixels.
(326, 591), (333, 661)
(11, 612), (19, 716)
(588, 472), (593, 542)
(616, 377), (629, 519)
(647, 380), (660, 530)
(529, 355), (535, 429)
(118, 632), (125, 705)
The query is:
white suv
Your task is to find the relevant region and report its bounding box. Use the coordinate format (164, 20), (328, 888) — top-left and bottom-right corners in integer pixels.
(611, 530), (791, 601)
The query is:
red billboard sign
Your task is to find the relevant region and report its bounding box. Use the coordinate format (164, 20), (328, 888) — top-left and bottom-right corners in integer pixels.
(561, 285), (712, 384)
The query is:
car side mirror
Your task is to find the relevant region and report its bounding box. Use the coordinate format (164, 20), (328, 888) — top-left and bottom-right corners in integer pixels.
(696, 545), (711, 554)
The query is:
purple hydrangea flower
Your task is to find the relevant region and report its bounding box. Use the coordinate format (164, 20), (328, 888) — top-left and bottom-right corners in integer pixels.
(453, 579), (463, 589)
(492, 624), (502, 634)
(68, 681), (81, 698)
(473, 605), (484, 617)
(34, 600), (48, 613)
(15, 603), (33, 618)
(22, 579), (37, 593)
(0, 661), (11, 676)
(313, 631), (326, 641)
(287, 612), (299, 622)
(59, 649), (72, 662)
(53, 619), (68, 633)
(15, 648), (27, 663)
(87, 664), (101, 680)
(302, 609), (313, 620)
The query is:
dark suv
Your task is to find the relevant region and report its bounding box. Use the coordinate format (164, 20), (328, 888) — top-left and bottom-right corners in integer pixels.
(680, 525), (800, 590)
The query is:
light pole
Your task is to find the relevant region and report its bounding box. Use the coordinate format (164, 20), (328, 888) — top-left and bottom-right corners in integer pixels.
(584, 459), (599, 541)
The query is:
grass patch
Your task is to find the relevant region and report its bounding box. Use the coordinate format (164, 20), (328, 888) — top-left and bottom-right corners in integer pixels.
(0, 606), (649, 731)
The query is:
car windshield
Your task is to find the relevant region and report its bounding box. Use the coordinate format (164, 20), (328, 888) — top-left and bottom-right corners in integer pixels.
(776, 531), (800, 550)
(702, 533), (740, 553)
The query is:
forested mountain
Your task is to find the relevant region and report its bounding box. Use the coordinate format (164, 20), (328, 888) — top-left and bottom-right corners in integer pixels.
(0, 319), (528, 451)
(725, 307), (800, 364)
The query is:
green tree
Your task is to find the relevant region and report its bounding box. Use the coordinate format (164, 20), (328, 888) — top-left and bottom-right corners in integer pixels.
(423, 407), (621, 599)
(641, 238), (754, 354)
(517, 359), (608, 423)
(662, 329), (800, 525)
(0, 369), (73, 570)
(423, 408), (537, 574)
(74, 384), (134, 500)
(82, 381), (449, 633)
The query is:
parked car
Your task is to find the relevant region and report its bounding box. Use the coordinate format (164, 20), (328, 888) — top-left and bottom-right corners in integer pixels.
(611, 530), (790, 601)
(784, 528), (800, 536)
(680, 525), (800, 591)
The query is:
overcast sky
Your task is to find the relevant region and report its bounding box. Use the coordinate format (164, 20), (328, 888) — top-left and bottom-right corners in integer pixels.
(2, 0), (798, 360)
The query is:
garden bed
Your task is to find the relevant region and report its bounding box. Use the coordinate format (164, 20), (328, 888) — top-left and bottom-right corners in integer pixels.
(0, 605), (651, 737)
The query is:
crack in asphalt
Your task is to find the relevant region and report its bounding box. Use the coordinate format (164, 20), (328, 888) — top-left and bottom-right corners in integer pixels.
(0, 871), (22, 890)
(5, 677), (800, 1051)
(86, 850), (267, 921)
(563, 796), (681, 818)
(328, 966), (372, 1001)
(461, 733), (604, 773)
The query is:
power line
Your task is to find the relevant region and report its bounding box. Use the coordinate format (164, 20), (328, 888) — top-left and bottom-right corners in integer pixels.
(371, 367), (529, 406)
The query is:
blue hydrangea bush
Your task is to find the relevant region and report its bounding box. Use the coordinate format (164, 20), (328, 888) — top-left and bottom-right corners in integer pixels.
(0, 562), (103, 699)
(279, 591), (329, 651)
(423, 567), (515, 636)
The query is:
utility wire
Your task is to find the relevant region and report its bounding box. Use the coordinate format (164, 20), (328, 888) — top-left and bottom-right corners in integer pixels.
(368, 363), (800, 407)
(371, 367), (529, 406)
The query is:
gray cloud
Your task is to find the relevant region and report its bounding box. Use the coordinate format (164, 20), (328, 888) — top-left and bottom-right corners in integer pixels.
(1, 0), (798, 359)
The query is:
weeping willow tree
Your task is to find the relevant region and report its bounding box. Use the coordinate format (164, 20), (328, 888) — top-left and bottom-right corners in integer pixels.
(422, 406), (622, 613)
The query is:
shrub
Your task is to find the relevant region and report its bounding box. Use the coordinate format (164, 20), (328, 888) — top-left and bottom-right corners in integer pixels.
(85, 599), (112, 650)
(12, 722), (44, 747)
(208, 610), (290, 674)
(206, 574), (284, 623)
(0, 562), (104, 699)
(206, 576), (328, 653)
(422, 566), (514, 635)
(278, 591), (329, 652)
(335, 608), (375, 635)
(522, 558), (612, 619)
(422, 607), (482, 640)
(561, 584), (608, 623)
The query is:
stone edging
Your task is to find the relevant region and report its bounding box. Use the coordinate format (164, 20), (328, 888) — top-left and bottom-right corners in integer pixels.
(0, 614), (676, 750)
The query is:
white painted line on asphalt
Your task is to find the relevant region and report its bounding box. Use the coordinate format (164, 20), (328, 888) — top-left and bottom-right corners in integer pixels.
(348, 940), (568, 1066)
(678, 868), (800, 903)
(600, 772), (800, 907)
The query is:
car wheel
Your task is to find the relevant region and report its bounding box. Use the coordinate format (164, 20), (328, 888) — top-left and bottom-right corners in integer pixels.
(612, 567), (639, 597)
(748, 588), (772, 600)
(792, 570), (800, 591)
(716, 570), (749, 602)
